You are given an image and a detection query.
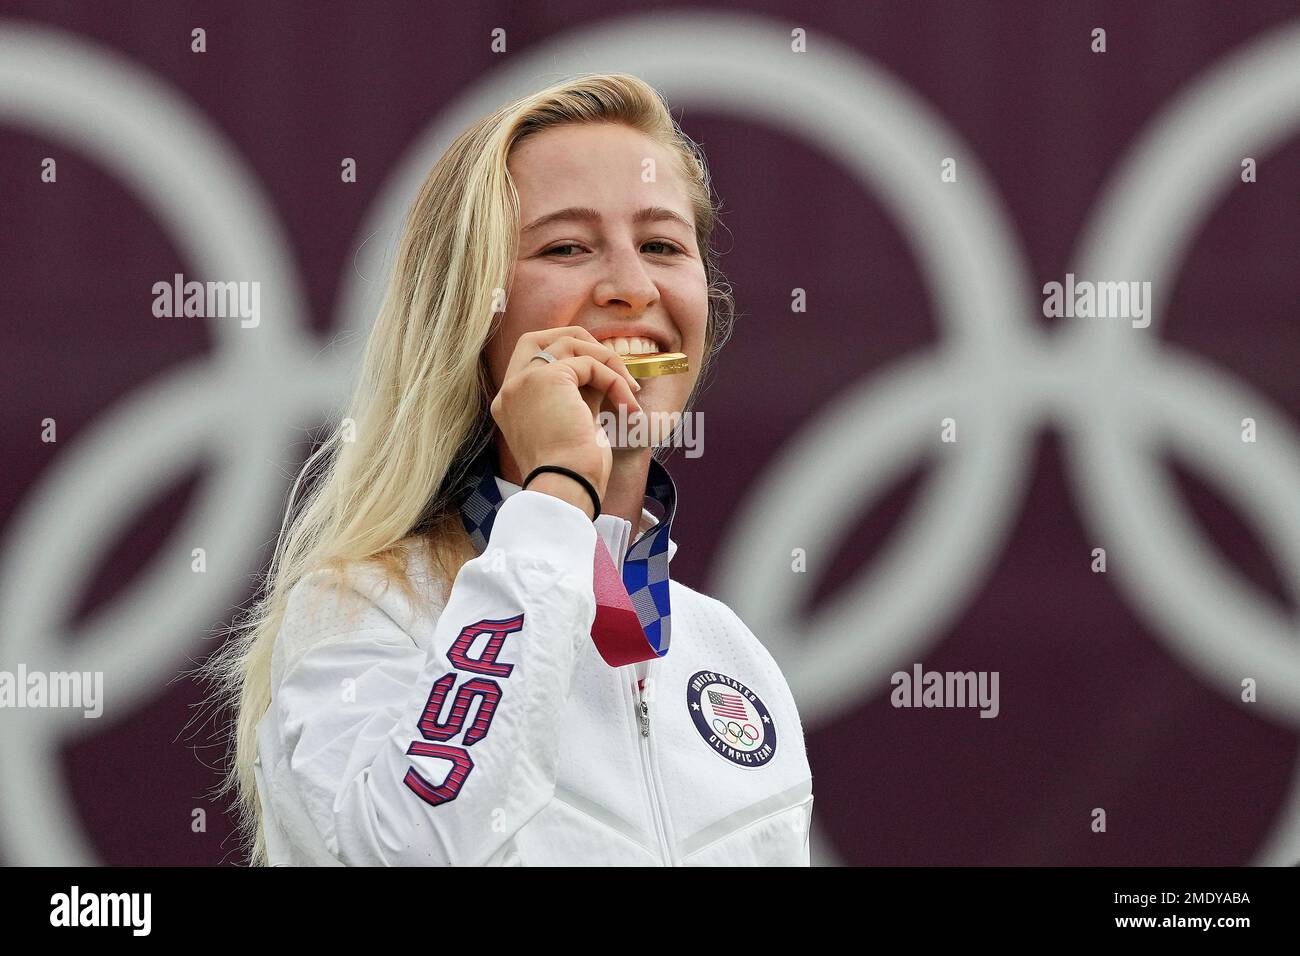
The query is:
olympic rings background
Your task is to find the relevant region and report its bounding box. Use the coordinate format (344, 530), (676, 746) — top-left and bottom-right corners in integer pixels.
(0, 0), (1296, 865)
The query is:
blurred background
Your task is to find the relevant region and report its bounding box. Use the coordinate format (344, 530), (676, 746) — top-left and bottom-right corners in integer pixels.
(0, 0), (1297, 865)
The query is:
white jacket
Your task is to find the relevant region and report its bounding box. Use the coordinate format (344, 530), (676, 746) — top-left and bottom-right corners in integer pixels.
(254, 476), (814, 866)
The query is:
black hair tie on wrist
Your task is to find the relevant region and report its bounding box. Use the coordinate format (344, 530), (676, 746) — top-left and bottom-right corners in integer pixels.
(522, 465), (601, 520)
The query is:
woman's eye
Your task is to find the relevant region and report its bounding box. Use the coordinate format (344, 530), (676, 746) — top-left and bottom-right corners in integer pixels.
(642, 240), (683, 255)
(543, 244), (584, 257)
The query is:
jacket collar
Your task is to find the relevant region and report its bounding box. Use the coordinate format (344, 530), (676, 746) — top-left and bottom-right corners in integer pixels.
(458, 445), (679, 565)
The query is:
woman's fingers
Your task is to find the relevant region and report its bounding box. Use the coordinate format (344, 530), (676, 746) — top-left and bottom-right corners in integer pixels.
(513, 327), (640, 396)
(510, 326), (584, 376)
(558, 338), (642, 396)
(551, 355), (642, 417)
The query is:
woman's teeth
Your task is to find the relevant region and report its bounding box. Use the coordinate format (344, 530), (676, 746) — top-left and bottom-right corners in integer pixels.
(605, 336), (660, 356)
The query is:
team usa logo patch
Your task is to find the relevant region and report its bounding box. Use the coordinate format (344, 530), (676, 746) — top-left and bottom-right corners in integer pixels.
(686, 670), (776, 768)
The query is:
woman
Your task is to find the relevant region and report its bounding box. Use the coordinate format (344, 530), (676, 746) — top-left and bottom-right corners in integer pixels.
(206, 73), (813, 866)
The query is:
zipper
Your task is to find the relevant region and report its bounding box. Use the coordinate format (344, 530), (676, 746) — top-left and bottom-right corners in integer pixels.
(634, 673), (675, 866)
(608, 519), (675, 865)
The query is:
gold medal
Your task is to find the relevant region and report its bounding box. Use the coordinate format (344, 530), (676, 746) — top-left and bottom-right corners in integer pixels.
(622, 352), (689, 380)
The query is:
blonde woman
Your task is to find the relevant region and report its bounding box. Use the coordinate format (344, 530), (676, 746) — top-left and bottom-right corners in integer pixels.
(205, 73), (813, 866)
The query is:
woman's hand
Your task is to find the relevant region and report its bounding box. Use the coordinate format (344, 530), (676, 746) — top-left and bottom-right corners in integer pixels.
(490, 325), (643, 514)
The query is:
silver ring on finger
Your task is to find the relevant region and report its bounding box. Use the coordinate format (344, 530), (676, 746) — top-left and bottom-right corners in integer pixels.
(530, 349), (559, 366)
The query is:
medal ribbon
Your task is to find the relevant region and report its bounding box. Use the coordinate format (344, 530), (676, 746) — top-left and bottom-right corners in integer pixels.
(458, 448), (676, 667)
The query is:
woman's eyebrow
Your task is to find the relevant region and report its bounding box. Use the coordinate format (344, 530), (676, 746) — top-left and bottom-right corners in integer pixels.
(522, 206), (693, 234)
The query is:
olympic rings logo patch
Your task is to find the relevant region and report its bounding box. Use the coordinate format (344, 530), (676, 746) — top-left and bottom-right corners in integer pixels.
(686, 670), (776, 769)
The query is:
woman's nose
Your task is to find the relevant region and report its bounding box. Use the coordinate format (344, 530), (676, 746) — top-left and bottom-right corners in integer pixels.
(593, 245), (659, 311)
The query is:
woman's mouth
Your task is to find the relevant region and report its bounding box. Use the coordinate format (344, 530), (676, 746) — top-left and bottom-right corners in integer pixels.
(601, 336), (662, 356)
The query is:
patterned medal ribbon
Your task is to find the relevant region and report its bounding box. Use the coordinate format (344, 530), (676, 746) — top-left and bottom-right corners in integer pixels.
(458, 446), (677, 667)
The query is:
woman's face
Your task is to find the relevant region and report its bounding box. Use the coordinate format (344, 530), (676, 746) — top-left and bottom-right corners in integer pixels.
(487, 122), (709, 427)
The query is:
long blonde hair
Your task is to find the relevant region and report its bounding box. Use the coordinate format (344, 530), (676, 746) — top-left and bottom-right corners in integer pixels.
(199, 72), (736, 865)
